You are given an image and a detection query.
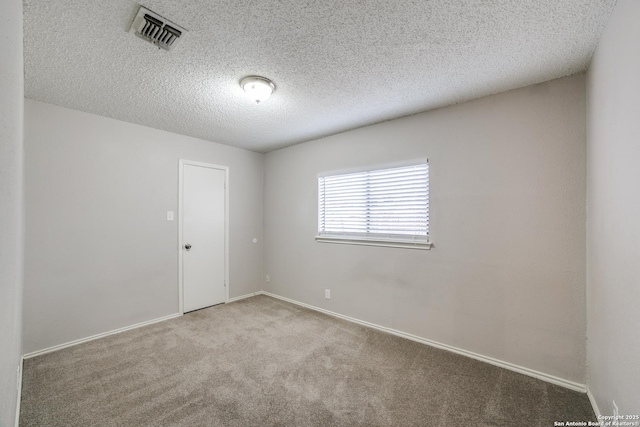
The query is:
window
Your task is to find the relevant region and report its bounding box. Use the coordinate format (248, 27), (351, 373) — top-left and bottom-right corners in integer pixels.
(316, 162), (431, 249)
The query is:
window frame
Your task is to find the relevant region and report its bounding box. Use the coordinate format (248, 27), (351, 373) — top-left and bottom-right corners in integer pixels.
(315, 160), (432, 250)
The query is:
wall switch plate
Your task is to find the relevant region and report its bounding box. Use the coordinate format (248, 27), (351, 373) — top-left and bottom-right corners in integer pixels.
(166, 211), (174, 221)
(265, 274), (270, 283)
(325, 289), (331, 299)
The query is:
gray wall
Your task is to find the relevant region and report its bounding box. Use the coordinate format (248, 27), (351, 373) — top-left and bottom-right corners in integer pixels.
(24, 100), (264, 354)
(264, 75), (587, 383)
(586, 0), (640, 416)
(0, 0), (23, 425)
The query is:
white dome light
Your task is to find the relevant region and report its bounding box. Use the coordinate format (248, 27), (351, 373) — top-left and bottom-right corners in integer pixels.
(240, 76), (275, 104)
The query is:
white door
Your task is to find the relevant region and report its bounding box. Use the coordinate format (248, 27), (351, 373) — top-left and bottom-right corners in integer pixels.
(180, 162), (227, 313)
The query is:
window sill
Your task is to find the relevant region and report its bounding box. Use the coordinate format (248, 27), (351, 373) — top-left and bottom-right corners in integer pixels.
(315, 235), (432, 250)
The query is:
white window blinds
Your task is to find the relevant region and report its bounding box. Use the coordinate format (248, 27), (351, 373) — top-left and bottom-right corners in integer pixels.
(318, 163), (429, 241)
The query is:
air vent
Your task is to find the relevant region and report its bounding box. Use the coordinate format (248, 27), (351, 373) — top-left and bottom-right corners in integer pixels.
(129, 6), (186, 51)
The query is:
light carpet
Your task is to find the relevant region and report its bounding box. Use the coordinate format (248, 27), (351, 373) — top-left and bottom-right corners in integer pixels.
(20, 295), (595, 426)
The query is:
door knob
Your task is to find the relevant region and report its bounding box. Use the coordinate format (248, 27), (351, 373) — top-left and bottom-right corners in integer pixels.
(184, 243), (192, 250)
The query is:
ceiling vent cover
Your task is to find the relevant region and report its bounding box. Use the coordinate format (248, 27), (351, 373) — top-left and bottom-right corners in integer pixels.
(129, 6), (186, 51)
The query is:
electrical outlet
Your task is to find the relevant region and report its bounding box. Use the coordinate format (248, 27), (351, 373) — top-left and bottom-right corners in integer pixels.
(613, 401), (619, 421)
(265, 274), (270, 283)
(325, 289), (331, 299)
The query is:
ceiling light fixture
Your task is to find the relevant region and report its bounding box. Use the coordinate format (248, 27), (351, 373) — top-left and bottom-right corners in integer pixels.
(240, 76), (275, 104)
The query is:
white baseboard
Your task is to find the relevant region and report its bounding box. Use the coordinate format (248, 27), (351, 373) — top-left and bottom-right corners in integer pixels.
(22, 292), (266, 360)
(228, 291), (264, 303)
(23, 312), (182, 360)
(15, 356), (23, 427)
(262, 291), (587, 393)
(587, 388), (601, 418)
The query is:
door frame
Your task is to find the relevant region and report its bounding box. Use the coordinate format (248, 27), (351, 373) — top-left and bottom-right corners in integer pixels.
(178, 159), (230, 314)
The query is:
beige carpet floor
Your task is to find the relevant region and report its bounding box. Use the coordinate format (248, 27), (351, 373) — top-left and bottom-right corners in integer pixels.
(20, 295), (595, 426)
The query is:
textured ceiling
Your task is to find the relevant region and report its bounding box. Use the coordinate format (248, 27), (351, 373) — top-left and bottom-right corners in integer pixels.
(24, 0), (616, 152)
